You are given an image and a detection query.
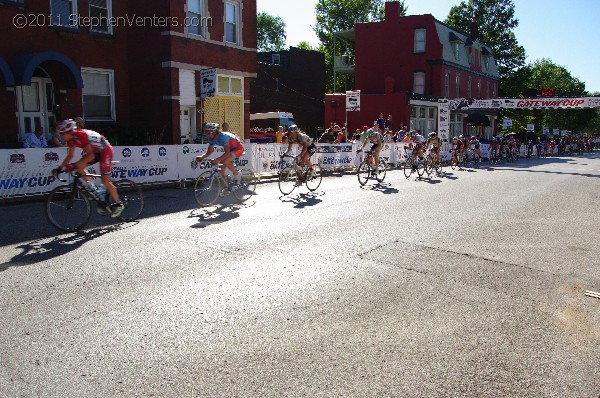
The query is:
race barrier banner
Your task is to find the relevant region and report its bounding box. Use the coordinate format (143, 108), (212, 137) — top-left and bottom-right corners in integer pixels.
(0, 142), (593, 198)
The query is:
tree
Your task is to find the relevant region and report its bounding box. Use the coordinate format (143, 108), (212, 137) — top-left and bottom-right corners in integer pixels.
(313, 0), (407, 92)
(257, 12), (286, 52)
(499, 59), (595, 135)
(445, 0), (525, 86)
(296, 41), (316, 51)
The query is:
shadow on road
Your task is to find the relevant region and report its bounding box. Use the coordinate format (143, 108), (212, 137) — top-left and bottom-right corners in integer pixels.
(188, 201), (256, 228)
(279, 191), (324, 208)
(361, 182), (400, 194)
(0, 223), (136, 272)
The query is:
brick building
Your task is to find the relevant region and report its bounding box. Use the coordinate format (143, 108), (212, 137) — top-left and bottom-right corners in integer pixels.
(251, 47), (325, 137)
(325, 1), (500, 139)
(0, 0), (257, 147)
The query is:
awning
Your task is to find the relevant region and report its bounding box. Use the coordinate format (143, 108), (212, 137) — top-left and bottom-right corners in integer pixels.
(333, 29), (355, 42)
(11, 51), (83, 88)
(465, 114), (490, 126)
(0, 57), (15, 86)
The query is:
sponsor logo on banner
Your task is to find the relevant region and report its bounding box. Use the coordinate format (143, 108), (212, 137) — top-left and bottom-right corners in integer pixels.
(0, 175), (57, 190)
(141, 148), (150, 158)
(10, 154), (25, 164)
(44, 152), (59, 162)
(122, 148), (132, 157)
(159, 147), (167, 157)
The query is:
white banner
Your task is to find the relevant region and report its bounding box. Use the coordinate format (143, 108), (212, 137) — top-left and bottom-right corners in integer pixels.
(200, 68), (216, 99)
(0, 148), (66, 197)
(316, 144), (354, 170)
(503, 118), (513, 128)
(437, 99), (450, 141)
(449, 97), (600, 110)
(346, 90), (361, 112)
(176, 144), (254, 180)
(101, 145), (179, 184)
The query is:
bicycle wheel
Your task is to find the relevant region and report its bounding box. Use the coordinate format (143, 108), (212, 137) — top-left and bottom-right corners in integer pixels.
(278, 167), (297, 195)
(306, 165), (323, 192)
(45, 185), (91, 232)
(416, 158), (426, 177)
(113, 179), (144, 221)
(376, 159), (387, 182)
(194, 171), (221, 206)
(233, 169), (256, 202)
(403, 161), (414, 178)
(424, 157), (433, 176)
(434, 160), (443, 176)
(357, 160), (371, 186)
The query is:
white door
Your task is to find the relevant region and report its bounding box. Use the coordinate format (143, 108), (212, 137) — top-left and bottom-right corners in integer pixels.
(16, 77), (56, 141)
(179, 107), (194, 143)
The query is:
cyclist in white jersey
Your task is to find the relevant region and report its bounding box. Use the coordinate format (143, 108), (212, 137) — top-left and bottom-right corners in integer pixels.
(282, 125), (316, 176)
(357, 128), (383, 173)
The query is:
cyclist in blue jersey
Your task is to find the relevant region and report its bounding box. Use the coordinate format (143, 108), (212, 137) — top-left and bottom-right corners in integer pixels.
(195, 123), (245, 184)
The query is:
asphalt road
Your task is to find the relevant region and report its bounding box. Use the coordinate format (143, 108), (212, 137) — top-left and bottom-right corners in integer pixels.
(1, 153), (599, 397)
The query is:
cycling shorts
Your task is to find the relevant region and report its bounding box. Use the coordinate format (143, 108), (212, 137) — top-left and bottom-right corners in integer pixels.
(306, 143), (317, 157)
(88, 145), (114, 175)
(228, 138), (245, 160)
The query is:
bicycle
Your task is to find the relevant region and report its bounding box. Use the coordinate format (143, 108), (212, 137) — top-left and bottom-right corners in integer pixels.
(449, 149), (464, 170)
(193, 160), (256, 206)
(465, 147), (481, 168)
(424, 150), (443, 176)
(356, 149), (387, 186)
(278, 154), (323, 195)
(45, 170), (144, 232)
(403, 146), (425, 179)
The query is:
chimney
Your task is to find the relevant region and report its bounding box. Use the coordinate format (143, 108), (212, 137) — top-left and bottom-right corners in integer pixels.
(385, 1), (401, 22)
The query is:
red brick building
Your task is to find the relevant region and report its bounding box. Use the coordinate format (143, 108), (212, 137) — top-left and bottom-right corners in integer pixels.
(0, 0), (257, 147)
(325, 1), (500, 139)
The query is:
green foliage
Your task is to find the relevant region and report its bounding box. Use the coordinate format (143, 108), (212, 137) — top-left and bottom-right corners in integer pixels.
(313, 0), (406, 91)
(257, 12), (287, 52)
(499, 59), (595, 135)
(445, 0), (525, 80)
(296, 41), (315, 51)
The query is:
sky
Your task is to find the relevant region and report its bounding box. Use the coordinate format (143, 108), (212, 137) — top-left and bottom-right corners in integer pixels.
(256, 0), (600, 94)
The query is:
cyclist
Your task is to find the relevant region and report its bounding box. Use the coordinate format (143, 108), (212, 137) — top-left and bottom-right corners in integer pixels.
(357, 127), (383, 173)
(52, 119), (124, 217)
(195, 123), (244, 184)
(489, 137), (500, 162)
(469, 135), (482, 160)
(282, 124), (316, 177)
(426, 131), (442, 164)
(451, 136), (464, 164)
(409, 130), (426, 164)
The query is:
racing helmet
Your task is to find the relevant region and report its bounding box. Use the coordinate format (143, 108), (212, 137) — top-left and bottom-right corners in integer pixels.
(205, 123), (220, 132)
(288, 124), (299, 133)
(429, 132), (437, 137)
(57, 119), (77, 134)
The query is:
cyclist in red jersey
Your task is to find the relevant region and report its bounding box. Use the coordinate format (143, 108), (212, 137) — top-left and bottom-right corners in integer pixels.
(53, 119), (124, 217)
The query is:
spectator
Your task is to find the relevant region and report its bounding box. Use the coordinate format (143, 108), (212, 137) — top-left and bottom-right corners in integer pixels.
(49, 123), (67, 147)
(336, 127), (346, 143)
(376, 113), (385, 133)
(385, 114), (393, 131)
(74, 116), (85, 129)
(23, 126), (48, 148)
(319, 128), (337, 144)
(276, 125), (284, 144)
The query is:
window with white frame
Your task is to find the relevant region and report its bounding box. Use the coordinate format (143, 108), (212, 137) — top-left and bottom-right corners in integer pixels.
(453, 42), (461, 61)
(413, 72), (425, 95)
(51, 0), (77, 27)
(82, 69), (115, 120)
(467, 76), (472, 98)
(225, 1), (240, 44)
(217, 75), (243, 96)
(455, 73), (461, 98)
(188, 0), (206, 37)
(444, 71), (450, 97)
(450, 113), (463, 138)
(410, 106), (436, 134)
(414, 29), (426, 53)
(89, 0), (112, 34)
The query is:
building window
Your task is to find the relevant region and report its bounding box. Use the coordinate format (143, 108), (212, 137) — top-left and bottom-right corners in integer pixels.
(444, 71), (450, 98)
(455, 73), (460, 98)
(217, 75), (243, 96)
(414, 29), (426, 53)
(271, 54), (280, 65)
(486, 81), (490, 98)
(82, 68), (115, 120)
(413, 72), (425, 95)
(477, 79), (482, 99)
(89, 0), (112, 34)
(468, 76), (472, 98)
(484, 56), (490, 71)
(225, 1), (240, 44)
(188, 0), (206, 37)
(493, 83), (497, 98)
(410, 106), (436, 134)
(450, 113), (463, 138)
(453, 42), (461, 61)
(51, 0), (77, 27)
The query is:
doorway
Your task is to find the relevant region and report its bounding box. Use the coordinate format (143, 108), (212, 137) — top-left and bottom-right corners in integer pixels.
(16, 76), (56, 142)
(180, 107), (196, 143)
